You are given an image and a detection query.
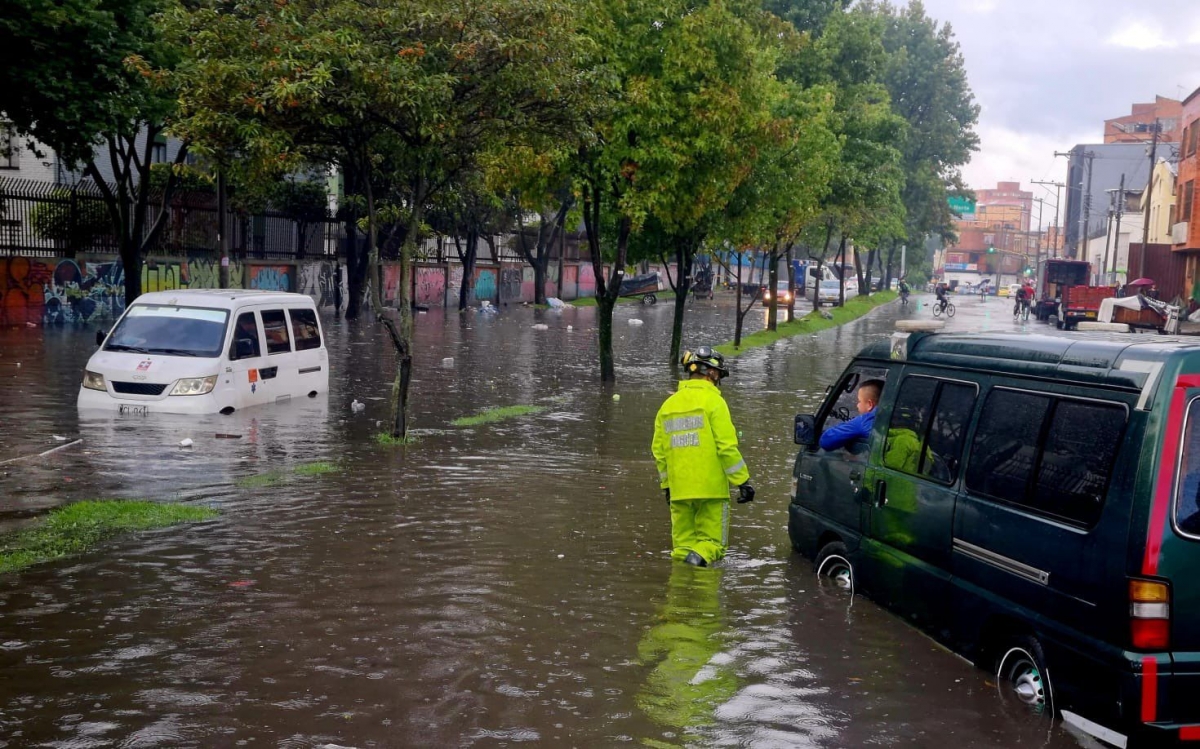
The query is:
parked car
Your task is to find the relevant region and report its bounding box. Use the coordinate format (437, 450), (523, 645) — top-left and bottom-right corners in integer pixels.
(1001, 284), (1020, 297)
(79, 290), (329, 415)
(761, 281), (794, 307)
(788, 328), (1200, 748)
(817, 279), (843, 305)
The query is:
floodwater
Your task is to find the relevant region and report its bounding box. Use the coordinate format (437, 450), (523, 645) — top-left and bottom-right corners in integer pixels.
(0, 295), (1093, 748)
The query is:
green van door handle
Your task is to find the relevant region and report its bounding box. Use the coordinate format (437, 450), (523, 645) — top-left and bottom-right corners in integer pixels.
(876, 480), (888, 507)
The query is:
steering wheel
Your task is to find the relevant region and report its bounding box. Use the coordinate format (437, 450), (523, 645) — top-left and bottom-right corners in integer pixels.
(834, 406), (852, 422)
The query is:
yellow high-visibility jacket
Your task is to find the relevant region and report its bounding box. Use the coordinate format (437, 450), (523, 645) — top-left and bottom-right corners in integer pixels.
(651, 379), (750, 500)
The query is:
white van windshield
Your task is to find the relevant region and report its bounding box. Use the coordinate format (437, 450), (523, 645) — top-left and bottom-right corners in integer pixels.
(105, 304), (230, 358)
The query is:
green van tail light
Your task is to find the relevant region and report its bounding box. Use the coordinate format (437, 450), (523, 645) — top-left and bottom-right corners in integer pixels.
(1130, 578), (1171, 650)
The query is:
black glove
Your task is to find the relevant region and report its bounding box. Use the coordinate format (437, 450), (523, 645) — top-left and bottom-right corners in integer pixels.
(737, 483), (755, 504)
(664, 488), (671, 505)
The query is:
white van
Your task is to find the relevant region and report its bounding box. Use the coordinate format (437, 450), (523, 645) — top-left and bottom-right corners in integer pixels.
(78, 290), (329, 415)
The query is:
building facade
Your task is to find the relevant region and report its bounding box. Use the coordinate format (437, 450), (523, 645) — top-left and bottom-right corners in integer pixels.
(1142, 158), (1178, 245)
(1172, 86), (1200, 303)
(1104, 96), (1182, 144)
(1062, 142), (1172, 258)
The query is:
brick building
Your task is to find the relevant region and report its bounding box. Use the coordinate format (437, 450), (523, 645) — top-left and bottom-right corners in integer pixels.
(1104, 96), (1182, 144)
(1172, 86), (1200, 302)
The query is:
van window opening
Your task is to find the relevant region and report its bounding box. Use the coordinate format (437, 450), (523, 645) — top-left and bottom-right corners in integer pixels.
(819, 367), (888, 430)
(966, 389), (1126, 528)
(104, 304), (229, 358)
(884, 376), (977, 484)
(230, 312), (262, 360)
(261, 309), (292, 354)
(289, 308), (322, 351)
(1174, 398), (1200, 537)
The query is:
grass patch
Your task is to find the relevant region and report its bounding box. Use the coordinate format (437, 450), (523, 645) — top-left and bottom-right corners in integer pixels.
(294, 461), (338, 476)
(716, 291), (898, 357)
(570, 291), (676, 307)
(450, 404), (546, 427)
(375, 432), (420, 446)
(0, 500), (218, 574)
(235, 471), (287, 489)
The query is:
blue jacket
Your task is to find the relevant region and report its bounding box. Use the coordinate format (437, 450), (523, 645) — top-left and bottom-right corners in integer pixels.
(819, 409), (876, 451)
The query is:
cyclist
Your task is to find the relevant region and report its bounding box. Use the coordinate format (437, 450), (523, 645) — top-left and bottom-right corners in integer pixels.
(935, 283), (949, 314)
(898, 277), (910, 304)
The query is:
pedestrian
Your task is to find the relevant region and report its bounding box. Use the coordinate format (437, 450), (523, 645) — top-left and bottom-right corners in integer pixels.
(1149, 284), (1160, 300)
(819, 379), (884, 451)
(651, 347), (754, 567)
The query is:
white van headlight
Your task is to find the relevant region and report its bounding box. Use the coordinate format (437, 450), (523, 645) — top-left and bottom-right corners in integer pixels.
(82, 370), (106, 391)
(170, 375), (218, 396)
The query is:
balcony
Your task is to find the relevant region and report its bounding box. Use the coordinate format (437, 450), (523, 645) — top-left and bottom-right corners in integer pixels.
(1173, 221), (1189, 244)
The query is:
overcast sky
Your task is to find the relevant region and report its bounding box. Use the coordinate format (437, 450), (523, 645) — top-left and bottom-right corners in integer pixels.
(912, 0), (1200, 222)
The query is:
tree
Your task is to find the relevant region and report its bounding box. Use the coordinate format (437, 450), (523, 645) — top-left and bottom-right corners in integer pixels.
(166, 0), (588, 440)
(865, 0), (980, 282)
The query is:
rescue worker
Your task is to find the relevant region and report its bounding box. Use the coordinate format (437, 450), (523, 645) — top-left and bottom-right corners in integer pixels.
(652, 347), (754, 567)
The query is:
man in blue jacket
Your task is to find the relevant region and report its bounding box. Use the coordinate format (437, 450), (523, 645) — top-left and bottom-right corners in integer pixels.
(819, 379), (884, 451)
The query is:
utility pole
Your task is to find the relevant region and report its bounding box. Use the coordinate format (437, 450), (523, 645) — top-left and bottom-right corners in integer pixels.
(1138, 119), (1161, 279)
(1032, 179), (1065, 258)
(1078, 151), (1096, 261)
(218, 168), (230, 288)
(1113, 173), (1126, 283)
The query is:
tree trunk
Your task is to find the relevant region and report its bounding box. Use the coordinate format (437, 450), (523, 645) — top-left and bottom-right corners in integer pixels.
(785, 241), (796, 322)
(884, 241), (898, 291)
(767, 242), (780, 332)
(458, 230), (478, 311)
(865, 247), (878, 296)
(121, 237), (141, 307)
(853, 244), (866, 295)
(669, 238), (694, 367)
(838, 236), (848, 307)
(598, 295), (616, 381)
(734, 257), (744, 348)
(387, 177), (424, 439)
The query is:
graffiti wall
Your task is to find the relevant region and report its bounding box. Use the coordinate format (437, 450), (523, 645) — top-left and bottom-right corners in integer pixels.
(414, 265), (446, 307)
(382, 264), (402, 306)
(447, 265), (464, 307)
(577, 263), (596, 298)
(499, 267), (522, 303)
(298, 261), (344, 309)
(1, 255), (253, 326)
(474, 267), (497, 303)
(246, 264), (295, 293)
(561, 264), (578, 300)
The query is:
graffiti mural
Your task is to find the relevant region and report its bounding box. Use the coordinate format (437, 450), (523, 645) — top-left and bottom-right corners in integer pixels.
(382, 265), (402, 306)
(561, 264), (578, 300)
(499, 267), (522, 303)
(247, 264), (294, 292)
(474, 267), (497, 303)
(298, 261), (344, 308)
(414, 266), (446, 307)
(577, 263), (596, 298)
(1, 257), (53, 325)
(447, 265), (464, 305)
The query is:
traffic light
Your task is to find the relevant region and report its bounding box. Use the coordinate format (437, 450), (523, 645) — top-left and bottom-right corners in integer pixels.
(987, 246), (996, 254)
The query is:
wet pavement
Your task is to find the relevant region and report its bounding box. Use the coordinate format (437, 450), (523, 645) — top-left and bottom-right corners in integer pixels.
(0, 293), (1096, 748)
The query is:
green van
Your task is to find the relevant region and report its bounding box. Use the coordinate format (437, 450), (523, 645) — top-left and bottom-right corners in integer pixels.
(789, 329), (1200, 748)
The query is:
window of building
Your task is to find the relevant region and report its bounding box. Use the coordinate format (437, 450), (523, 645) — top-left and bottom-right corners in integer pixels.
(1183, 181), (1195, 224)
(1191, 125), (1200, 159)
(260, 309), (292, 354)
(288, 308), (322, 351)
(151, 134), (168, 164)
(230, 312), (261, 360)
(0, 124), (17, 170)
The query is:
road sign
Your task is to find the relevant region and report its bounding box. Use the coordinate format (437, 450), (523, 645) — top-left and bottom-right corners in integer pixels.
(948, 196), (976, 216)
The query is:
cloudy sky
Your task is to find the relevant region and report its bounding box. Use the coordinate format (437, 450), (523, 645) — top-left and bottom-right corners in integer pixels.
(913, 0), (1200, 222)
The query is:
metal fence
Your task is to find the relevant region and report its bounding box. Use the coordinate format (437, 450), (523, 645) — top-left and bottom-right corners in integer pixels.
(0, 176), (342, 259)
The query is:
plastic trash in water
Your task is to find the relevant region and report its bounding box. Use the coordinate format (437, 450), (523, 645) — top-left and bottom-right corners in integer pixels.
(442, 357), (455, 368)
(628, 319), (644, 326)
(567, 325), (574, 331)
(179, 438), (194, 448)
(351, 399), (366, 413)
(52, 435), (68, 442)
(547, 298), (566, 308)
(532, 324), (550, 331)
(612, 394), (621, 402)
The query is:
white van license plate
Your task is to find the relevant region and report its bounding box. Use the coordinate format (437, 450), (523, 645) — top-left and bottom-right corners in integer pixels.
(118, 404), (150, 416)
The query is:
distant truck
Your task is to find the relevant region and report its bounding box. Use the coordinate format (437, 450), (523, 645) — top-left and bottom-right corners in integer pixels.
(1036, 259), (1114, 329)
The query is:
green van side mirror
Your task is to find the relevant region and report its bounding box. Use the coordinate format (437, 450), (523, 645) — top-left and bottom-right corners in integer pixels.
(794, 414), (816, 446)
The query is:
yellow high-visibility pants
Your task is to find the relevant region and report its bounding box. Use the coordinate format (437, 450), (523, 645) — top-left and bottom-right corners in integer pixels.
(669, 498), (729, 564)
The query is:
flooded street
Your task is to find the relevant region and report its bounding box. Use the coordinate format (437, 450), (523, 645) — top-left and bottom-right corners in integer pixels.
(0, 296), (1091, 748)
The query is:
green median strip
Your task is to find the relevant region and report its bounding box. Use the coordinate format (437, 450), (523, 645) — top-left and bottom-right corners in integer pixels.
(715, 291), (898, 356)
(0, 500), (218, 574)
(237, 461), (340, 487)
(451, 404), (546, 427)
(375, 432), (419, 446)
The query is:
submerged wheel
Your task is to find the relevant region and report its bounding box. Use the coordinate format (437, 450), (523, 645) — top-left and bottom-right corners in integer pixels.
(996, 636), (1052, 715)
(643, 294), (657, 305)
(815, 541), (853, 591)
(946, 303), (956, 318)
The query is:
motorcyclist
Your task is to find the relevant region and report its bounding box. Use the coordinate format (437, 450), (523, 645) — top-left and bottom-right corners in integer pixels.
(651, 347), (754, 567)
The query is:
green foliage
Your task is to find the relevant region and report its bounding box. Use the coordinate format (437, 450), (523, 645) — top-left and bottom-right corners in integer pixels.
(375, 432), (419, 446)
(236, 471), (286, 488)
(450, 405), (546, 427)
(294, 461), (338, 476)
(0, 500), (217, 574)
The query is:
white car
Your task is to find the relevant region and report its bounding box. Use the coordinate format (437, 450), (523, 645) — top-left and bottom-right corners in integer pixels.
(78, 290), (329, 415)
(818, 279), (843, 305)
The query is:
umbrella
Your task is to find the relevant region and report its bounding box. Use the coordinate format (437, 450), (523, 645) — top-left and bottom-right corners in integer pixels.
(1128, 278), (1155, 286)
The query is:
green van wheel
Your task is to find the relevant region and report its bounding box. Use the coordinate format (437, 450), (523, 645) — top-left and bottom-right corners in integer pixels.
(996, 636), (1053, 715)
(815, 541), (853, 592)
